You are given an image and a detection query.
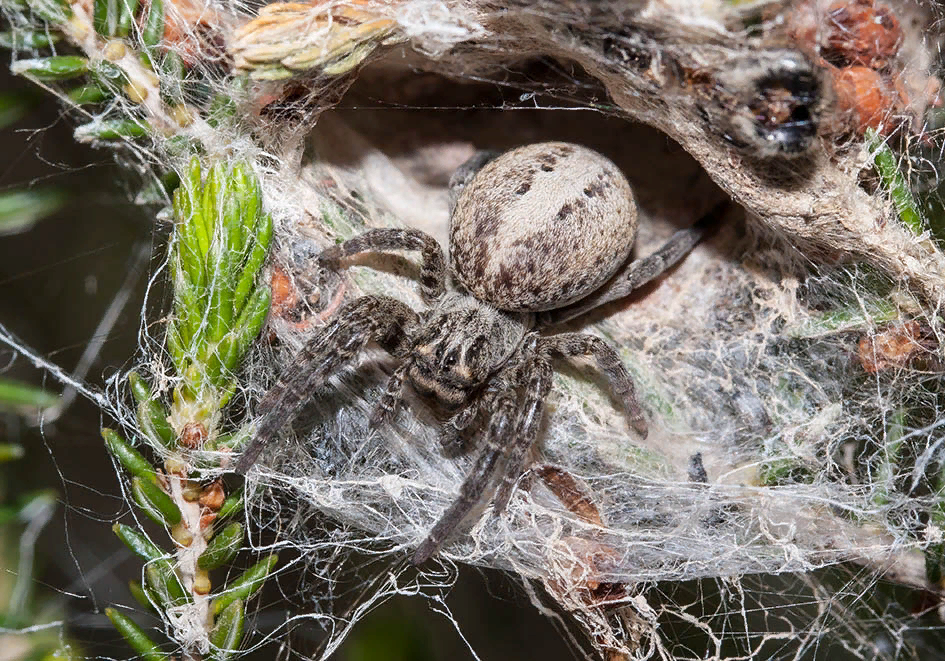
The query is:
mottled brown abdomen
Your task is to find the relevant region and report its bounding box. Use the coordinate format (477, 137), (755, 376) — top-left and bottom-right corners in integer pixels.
(449, 142), (638, 312)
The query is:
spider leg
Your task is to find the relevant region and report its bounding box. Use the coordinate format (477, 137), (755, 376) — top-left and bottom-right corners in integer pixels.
(541, 201), (727, 325)
(412, 388), (518, 565)
(235, 295), (418, 473)
(438, 402), (480, 455)
(369, 361), (411, 429)
(542, 333), (648, 438)
(318, 228), (447, 302)
(448, 149), (501, 214)
(492, 352), (552, 514)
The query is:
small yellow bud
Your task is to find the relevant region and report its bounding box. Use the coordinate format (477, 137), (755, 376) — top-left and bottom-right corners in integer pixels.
(193, 570), (212, 595)
(171, 104), (195, 127)
(124, 81), (148, 104)
(164, 457), (187, 475)
(181, 481), (202, 502)
(103, 40), (127, 62)
(171, 524), (194, 547)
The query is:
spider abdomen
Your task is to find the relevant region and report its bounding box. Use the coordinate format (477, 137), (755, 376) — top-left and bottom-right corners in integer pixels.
(449, 142), (638, 313)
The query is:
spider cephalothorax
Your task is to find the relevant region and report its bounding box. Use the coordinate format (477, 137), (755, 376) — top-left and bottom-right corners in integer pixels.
(235, 142), (722, 564)
(405, 293), (527, 411)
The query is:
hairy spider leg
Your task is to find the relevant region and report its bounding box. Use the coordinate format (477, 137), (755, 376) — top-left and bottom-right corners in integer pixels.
(369, 361), (412, 428)
(412, 367), (523, 565)
(490, 332), (647, 513)
(439, 401), (481, 455)
(542, 201), (727, 325)
(492, 346), (553, 514)
(322, 227), (455, 429)
(234, 295), (418, 473)
(410, 327), (649, 560)
(545, 332), (648, 437)
(447, 149), (502, 214)
(318, 227), (447, 302)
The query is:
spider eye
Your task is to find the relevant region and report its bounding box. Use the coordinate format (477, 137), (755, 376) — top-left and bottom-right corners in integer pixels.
(442, 347), (460, 368)
(467, 336), (487, 363)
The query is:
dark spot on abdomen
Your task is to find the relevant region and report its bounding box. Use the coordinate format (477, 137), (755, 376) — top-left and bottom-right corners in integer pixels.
(537, 152), (558, 172)
(556, 202), (574, 221)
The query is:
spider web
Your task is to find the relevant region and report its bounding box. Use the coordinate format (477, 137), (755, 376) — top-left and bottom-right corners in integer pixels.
(4, 0), (945, 658)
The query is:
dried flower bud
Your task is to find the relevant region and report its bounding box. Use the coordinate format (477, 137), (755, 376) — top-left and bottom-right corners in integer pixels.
(180, 421), (208, 448)
(199, 480), (225, 510)
(823, 0), (902, 70)
(833, 65), (897, 133)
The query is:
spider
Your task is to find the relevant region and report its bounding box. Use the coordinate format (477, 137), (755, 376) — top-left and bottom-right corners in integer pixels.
(235, 142), (723, 564)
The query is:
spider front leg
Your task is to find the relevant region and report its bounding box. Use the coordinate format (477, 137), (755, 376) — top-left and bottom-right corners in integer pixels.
(369, 362), (411, 429)
(235, 295), (419, 473)
(412, 384), (519, 565)
(319, 228), (447, 302)
(543, 333), (648, 438)
(438, 403), (480, 455)
(492, 350), (553, 514)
